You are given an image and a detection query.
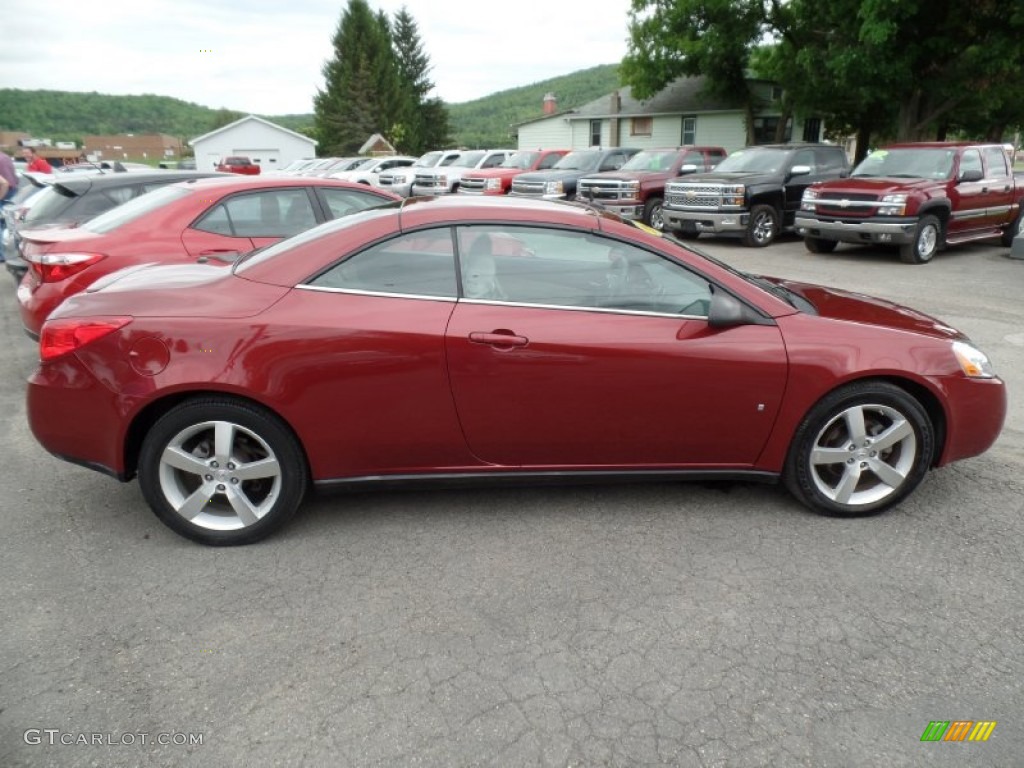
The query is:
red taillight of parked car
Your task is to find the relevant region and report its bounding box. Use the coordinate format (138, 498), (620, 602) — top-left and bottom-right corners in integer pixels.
(40, 316), (132, 362)
(28, 252), (106, 283)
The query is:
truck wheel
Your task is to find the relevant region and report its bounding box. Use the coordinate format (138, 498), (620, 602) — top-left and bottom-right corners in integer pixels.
(805, 236), (838, 254)
(742, 204), (779, 247)
(899, 215), (941, 264)
(674, 229), (700, 241)
(643, 197), (665, 230)
(1000, 206), (1024, 247)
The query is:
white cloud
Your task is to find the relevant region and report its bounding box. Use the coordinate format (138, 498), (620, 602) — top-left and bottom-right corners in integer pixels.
(1, 0), (631, 114)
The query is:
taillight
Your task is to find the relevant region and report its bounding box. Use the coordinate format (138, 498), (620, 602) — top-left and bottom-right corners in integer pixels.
(28, 252), (106, 283)
(39, 316), (132, 362)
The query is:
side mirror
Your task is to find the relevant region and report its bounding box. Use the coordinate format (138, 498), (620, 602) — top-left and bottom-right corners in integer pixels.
(679, 163), (699, 175)
(958, 168), (983, 183)
(707, 290), (763, 329)
(789, 164), (812, 177)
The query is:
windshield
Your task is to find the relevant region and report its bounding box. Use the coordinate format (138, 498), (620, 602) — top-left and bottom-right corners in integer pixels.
(501, 152), (540, 170)
(414, 151), (443, 168)
(713, 148), (790, 173)
(81, 185), (191, 234)
(553, 150), (601, 171)
(851, 148), (955, 179)
(620, 150), (679, 172)
(453, 151), (485, 168)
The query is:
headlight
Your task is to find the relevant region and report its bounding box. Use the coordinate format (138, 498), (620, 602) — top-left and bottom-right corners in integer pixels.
(801, 187), (819, 211)
(877, 193), (907, 216)
(952, 341), (995, 379)
(623, 181), (640, 197)
(485, 178), (502, 190)
(544, 180), (563, 195)
(722, 184), (745, 207)
(436, 175), (447, 186)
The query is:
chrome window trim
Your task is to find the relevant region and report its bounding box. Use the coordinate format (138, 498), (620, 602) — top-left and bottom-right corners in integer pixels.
(296, 284), (456, 302)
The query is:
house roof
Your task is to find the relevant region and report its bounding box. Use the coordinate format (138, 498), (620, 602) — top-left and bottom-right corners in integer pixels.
(515, 75), (751, 127)
(358, 133), (395, 154)
(189, 115), (317, 147)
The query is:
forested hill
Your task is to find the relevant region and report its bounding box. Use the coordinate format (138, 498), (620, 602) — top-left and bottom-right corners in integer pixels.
(448, 64), (621, 147)
(0, 63), (621, 149)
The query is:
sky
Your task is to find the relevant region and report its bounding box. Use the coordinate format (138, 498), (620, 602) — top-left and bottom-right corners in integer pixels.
(2, 0), (634, 115)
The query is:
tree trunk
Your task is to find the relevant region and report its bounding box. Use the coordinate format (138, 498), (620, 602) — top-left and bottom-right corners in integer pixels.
(773, 104), (792, 143)
(854, 125), (873, 165)
(744, 100), (756, 145)
(896, 90), (930, 141)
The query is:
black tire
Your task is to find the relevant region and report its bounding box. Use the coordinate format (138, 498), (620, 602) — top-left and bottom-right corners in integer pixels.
(643, 196), (665, 230)
(138, 397), (309, 545)
(898, 214), (941, 264)
(805, 236), (838, 254)
(672, 222), (700, 240)
(784, 381), (934, 517)
(742, 203), (780, 247)
(1000, 206), (1024, 247)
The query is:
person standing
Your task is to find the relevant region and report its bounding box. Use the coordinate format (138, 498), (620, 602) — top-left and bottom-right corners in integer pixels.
(0, 150), (17, 203)
(22, 147), (54, 174)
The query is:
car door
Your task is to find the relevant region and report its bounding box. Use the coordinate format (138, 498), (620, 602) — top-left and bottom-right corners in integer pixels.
(445, 225), (789, 468)
(980, 146), (1015, 231)
(948, 148), (989, 237)
(782, 148), (820, 223)
(290, 226), (473, 476)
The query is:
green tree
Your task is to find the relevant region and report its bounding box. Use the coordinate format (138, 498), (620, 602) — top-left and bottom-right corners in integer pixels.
(391, 6), (438, 153)
(314, 0), (401, 156)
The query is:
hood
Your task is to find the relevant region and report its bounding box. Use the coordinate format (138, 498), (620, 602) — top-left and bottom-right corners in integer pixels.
(763, 277), (965, 340)
(53, 264), (289, 320)
(581, 170), (674, 183)
(515, 169), (592, 183)
(811, 176), (941, 195)
(463, 168), (518, 180)
(675, 171), (780, 185)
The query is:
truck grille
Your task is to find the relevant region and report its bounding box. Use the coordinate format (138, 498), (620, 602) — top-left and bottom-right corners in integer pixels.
(814, 192), (879, 219)
(414, 173), (438, 187)
(460, 177), (486, 192)
(511, 180), (545, 196)
(665, 183), (729, 209)
(378, 174), (396, 187)
(578, 179), (633, 201)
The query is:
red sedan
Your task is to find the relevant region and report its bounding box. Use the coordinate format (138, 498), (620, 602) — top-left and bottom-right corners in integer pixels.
(16, 176), (398, 337)
(26, 196), (1006, 545)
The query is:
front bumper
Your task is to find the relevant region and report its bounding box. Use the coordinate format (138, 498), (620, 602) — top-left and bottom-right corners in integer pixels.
(410, 185), (452, 197)
(663, 208), (748, 234)
(587, 202), (643, 220)
(795, 215), (918, 245)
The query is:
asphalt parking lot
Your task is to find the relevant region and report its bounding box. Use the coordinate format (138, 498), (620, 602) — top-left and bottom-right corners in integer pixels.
(1, 233), (1021, 767)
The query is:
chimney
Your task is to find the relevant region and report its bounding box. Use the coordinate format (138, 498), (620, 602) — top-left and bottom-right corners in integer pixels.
(543, 92), (557, 115)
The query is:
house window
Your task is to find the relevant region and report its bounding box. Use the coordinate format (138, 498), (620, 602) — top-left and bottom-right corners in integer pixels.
(771, 86), (784, 102)
(681, 117), (696, 145)
(802, 118), (822, 142)
(753, 116), (792, 144)
(630, 117), (653, 137)
(590, 120), (602, 147)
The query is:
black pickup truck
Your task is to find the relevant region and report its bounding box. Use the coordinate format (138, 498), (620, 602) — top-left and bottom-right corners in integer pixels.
(662, 143), (851, 246)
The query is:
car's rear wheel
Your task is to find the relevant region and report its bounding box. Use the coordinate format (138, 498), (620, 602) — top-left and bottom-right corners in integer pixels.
(138, 398), (308, 545)
(805, 236), (838, 254)
(899, 215), (941, 264)
(742, 204), (779, 247)
(784, 382), (934, 516)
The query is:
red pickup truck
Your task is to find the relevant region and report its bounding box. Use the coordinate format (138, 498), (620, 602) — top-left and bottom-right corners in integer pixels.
(215, 156), (261, 175)
(796, 142), (1023, 263)
(577, 146), (726, 230)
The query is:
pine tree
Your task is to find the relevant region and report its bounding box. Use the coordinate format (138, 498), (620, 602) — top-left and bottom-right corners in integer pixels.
(314, 0), (401, 155)
(390, 7), (451, 154)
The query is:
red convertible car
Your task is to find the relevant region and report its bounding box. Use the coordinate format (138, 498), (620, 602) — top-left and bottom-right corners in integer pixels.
(16, 175), (398, 337)
(26, 196), (1006, 545)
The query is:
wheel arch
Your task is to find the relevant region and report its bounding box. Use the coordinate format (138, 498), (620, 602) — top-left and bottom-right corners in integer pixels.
(122, 390), (311, 481)
(917, 202), (951, 229)
(748, 190), (784, 213)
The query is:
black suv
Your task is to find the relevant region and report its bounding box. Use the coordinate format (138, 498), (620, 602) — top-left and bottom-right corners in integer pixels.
(662, 143), (850, 247)
(4, 170), (221, 281)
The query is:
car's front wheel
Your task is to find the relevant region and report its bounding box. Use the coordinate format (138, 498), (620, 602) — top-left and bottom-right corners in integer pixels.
(742, 204), (779, 247)
(899, 215), (941, 264)
(805, 236), (838, 254)
(138, 398), (308, 545)
(784, 382), (934, 516)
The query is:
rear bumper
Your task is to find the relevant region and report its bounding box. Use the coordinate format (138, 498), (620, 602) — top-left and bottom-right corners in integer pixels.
(795, 215), (918, 245)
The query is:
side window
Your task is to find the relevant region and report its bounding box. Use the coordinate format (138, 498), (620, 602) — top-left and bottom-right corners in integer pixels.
(319, 188), (387, 220)
(105, 187), (137, 205)
(815, 148), (846, 171)
(681, 151), (705, 171)
(537, 153), (562, 170)
(960, 150), (983, 178)
(194, 189), (317, 237)
(791, 149), (816, 171)
(983, 147), (1009, 178)
(599, 153), (624, 171)
(481, 153), (506, 169)
(307, 227), (456, 298)
(456, 225), (712, 316)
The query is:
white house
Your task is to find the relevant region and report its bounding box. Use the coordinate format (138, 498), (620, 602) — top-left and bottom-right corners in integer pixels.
(516, 76), (824, 154)
(190, 115), (317, 172)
